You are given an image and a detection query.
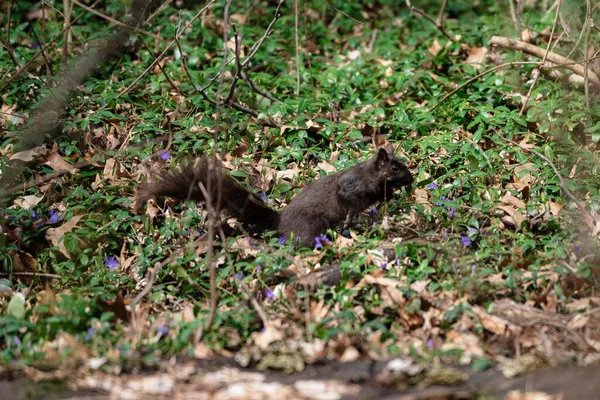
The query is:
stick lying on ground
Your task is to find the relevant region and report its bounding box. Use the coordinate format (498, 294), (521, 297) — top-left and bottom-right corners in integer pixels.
(489, 35), (600, 86)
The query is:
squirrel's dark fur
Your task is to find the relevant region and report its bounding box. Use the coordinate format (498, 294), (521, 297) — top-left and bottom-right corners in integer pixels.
(135, 146), (413, 247)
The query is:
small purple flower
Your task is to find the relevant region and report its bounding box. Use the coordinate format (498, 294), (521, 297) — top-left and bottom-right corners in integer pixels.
(395, 257), (401, 267)
(380, 262), (388, 270)
(427, 182), (438, 190)
(371, 221), (377, 229)
(84, 328), (95, 341)
(573, 245), (580, 253)
(448, 208), (457, 218)
(278, 236), (287, 245)
(13, 337), (22, 347)
(159, 150), (171, 160)
(468, 227), (479, 235)
(426, 338), (434, 349)
(471, 264), (477, 275)
(264, 288), (275, 300)
(31, 210), (40, 220)
(104, 256), (119, 271)
(314, 236), (323, 250)
(443, 229), (448, 238)
(156, 326), (169, 336)
(258, 192), (268, 203)
(235, 273), (244, 280)
(369, 207), (378, 217)
(48, 210), (61, 224)
(248, 238), (255, 246)
(440, 196), (447, 202)
(461, 235), (472, 247)
(255, 265), (261, 272)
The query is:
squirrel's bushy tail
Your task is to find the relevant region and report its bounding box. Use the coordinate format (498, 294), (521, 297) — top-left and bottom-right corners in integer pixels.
(135, 158), (280, 233)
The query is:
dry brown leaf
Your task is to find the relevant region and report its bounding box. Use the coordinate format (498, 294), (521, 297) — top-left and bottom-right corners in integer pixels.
(496, 205), (526, 231)
(45, 215), (84, 259)
(358, 275), (405, 306)
(414, 188), (431, 213)
(465, 46), (488, 69)
(428, 38), (442, 56)
(13, 195), (44, 209)
(317, 161), (336, 174)
(513, 163), (537, 186)
(9, 145), (48, 162)
(45, 143), (78, 173)
(502, 192), (526, 209)
(252, 324), (284, 349)
(471, 305), (522, 336)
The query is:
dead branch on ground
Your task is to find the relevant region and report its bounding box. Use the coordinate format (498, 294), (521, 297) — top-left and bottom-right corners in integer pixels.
(489, 35), (600, 85)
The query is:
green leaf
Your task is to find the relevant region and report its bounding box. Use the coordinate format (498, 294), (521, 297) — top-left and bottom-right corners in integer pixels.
(7, 295), (25, 319)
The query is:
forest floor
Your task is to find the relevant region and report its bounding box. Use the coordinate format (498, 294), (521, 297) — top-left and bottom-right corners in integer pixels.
(1, 0), (600, 398)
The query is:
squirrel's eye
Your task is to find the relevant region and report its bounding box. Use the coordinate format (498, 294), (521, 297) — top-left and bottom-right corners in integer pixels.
(391, 165), (399, 171)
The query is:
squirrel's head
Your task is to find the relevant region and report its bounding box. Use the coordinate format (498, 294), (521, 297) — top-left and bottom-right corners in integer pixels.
(376, 145), (414, 187)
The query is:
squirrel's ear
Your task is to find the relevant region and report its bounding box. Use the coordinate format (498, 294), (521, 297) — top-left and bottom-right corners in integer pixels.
(377, 147), (390, 163)
(384, 143), (394, 154)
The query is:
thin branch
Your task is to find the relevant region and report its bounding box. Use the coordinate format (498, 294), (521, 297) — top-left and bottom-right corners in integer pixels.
(294, 0), (300, 95)
(117, 0), (216, 99)
(0, 0), (102, 93)
(319, 0), (363, 24)
(203, 0), (234, 333)
(62, 0), (73, 64)
(405, 0), (454, 41)
(140, 41), (182, 96)
(0, 160), (91, 198)
(508, 0), (521, 34)
(489, 36), (600, 85)
(225, 24), (243, 104)
(71, 0), (161, 40)
(498, 134), (594, 230)
(436, 0), (448, 27)
(519, 0), (561, 115)
(0, 39), (21, 68)
(242, 0), (285, 67)
(0, 272), (61, 279)
(431, 61), (539, 111)
(584, 0), (592, 110)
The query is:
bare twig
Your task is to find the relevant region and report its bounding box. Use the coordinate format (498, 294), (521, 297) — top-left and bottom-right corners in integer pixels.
(489, 36), (600, 85)
(225, 24), (243, 104)
(117, 0), (216, 99)
(242, 0), (285, 67)
(203, 0), (234, 333)
(71, 0), (161, 40)
(140, 41), (182, 96)
(0, 160), (91, 198)
(431, 61), (539, 111)
(0, 272), (61, 279)
(436, 0), (448, 27)
(62, 0), (73, 64)
(319, 0), (363, 24)
(498, 134), (595, 230)
(508, 0), (521, 34)
(0, 39), (21, 68)
(405, 0), (454, 41)
(519, 0), (562, 115)
(584, 0), (592, 110)
(0, 0), (102, 93)
(294, 0), (300, 95)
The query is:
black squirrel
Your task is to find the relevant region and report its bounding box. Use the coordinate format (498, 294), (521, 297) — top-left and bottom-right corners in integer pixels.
(135, 145), (414, 247)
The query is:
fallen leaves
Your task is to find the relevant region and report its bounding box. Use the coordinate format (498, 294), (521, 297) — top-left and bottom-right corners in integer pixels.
(45, 215), (84, 259)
